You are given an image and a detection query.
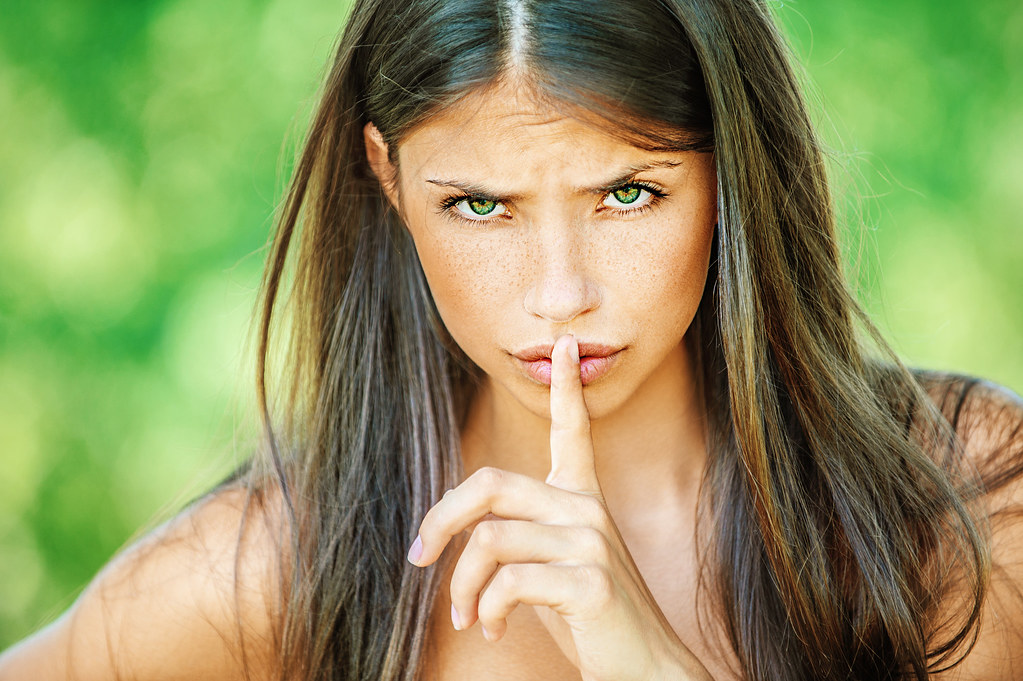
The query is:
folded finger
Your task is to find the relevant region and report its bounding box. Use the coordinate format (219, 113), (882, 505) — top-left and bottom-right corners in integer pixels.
(449, 520), (610, 628)
(475, 563), (616, 641)
(411, 466), (583, 566)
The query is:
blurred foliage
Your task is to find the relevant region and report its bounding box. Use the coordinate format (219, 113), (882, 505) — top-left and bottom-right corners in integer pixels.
(774, 0), (1023, 390)
(0, 0), (1020, 648)
(0, 0), (351, 644)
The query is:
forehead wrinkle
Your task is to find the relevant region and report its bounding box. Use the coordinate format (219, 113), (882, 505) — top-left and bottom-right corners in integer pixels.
(401, 81), (697, 200)
(398, 99), (565, 174)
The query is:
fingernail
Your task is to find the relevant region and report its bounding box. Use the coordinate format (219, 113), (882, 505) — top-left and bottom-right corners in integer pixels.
(407, 535), (423, 565)
(450, 604), (462, 630)
(568, 336), (579, 363)
(481, 624), (493, 641)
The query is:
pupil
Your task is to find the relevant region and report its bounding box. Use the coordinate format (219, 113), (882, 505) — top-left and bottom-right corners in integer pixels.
(469, 198), (496, 215)
(614, 186), (641, 204)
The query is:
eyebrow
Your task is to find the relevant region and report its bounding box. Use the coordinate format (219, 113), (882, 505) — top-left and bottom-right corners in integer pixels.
(425, 159), (685, 200)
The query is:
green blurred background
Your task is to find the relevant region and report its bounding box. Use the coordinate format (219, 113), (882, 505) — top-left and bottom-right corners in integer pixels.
(0, 0), (1020, 647)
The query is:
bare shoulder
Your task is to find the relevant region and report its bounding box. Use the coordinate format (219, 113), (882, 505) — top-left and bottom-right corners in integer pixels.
(917, 372), (1023, 466)
(920, 376), (1023, 679)
(0, 480), (290, 681)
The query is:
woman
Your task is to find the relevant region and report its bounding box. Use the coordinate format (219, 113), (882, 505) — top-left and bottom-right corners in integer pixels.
(2, 0), (1021, 679)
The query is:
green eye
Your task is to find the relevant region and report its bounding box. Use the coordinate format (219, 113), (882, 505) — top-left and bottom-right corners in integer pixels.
(602, 183), (662, 211)
(611, 186), (642, 204)
(468, 198), (498, 215)
(449, 196), (509, 221)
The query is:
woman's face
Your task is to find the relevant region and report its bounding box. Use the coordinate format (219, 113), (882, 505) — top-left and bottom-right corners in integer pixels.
(367, 82), (717, 421)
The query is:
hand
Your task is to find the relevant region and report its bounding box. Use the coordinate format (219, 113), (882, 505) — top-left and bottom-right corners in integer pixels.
(407, 335), (711, 681)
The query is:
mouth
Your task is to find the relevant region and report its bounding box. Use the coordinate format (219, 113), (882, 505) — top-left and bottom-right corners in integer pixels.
(511, 342), (624, 387)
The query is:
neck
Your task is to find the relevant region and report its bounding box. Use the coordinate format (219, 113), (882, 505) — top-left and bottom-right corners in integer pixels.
(460, 341), (708, 521)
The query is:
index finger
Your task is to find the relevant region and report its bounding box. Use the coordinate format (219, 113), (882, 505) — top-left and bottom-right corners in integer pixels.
(545, 334), (601, 495)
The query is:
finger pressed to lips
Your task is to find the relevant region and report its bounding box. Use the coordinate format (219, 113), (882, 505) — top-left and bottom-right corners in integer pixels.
(549, 336), (588, 441)
(547, 334), (601, 495)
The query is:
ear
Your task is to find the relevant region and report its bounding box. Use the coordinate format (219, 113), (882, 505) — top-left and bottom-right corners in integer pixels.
(364, 122), (399, 207)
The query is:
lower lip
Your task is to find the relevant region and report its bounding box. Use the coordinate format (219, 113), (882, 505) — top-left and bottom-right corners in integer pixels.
(516, 352), (621, 387)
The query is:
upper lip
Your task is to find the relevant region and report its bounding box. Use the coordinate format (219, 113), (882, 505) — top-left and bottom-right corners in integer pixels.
(511, 342), (624, 362)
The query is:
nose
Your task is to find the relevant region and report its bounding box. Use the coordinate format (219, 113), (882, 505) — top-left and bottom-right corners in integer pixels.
(522, 230), (602, 324)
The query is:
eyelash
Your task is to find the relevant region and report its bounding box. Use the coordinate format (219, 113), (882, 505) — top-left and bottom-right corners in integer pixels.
(437, 181), (669, 226)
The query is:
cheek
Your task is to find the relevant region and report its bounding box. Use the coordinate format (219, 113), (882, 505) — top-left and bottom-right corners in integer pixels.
(410, 226), (527, 358)
(608, 214), (715, 340)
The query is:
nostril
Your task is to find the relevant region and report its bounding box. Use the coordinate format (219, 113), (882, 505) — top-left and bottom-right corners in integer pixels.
(523, 275), (602, 323)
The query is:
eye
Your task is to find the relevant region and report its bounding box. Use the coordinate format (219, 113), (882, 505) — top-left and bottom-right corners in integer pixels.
(602, 184), (656, 209)
(453, 197), (508, 220)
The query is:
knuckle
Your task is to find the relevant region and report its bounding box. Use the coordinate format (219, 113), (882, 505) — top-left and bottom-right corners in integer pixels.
(579, 565), (615, 609)
(579, 527), (611, 564)
(472, 466), (505, 492)
(575, 494), (608, 527)
(471, 520), (502, 551)
(499, 560), (523, 588)
(496, 563), (526, 592)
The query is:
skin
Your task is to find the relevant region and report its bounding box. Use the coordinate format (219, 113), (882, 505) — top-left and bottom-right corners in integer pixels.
(365, 78), (721, 679)
(370, 78), (717, 507)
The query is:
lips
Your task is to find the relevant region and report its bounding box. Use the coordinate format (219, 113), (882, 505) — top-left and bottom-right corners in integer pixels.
(511, 342), (624, 386)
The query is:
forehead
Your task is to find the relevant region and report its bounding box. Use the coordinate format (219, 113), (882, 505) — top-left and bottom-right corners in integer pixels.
(396, 80), (685, 182)
(403, 78), (572, 140)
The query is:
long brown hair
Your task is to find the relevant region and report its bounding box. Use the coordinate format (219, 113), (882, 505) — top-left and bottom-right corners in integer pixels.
(239, 0), (1009, 678)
